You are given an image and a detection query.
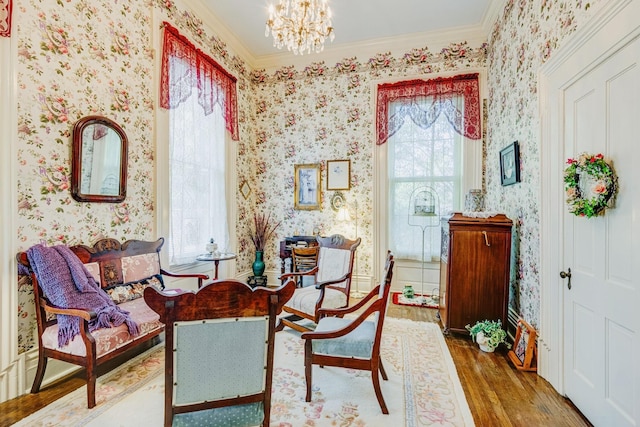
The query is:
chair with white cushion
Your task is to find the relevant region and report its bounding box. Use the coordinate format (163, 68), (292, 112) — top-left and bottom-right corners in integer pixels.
(279, 234), (360, 333)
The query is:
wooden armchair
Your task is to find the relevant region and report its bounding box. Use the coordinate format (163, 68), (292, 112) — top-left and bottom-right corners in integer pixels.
(279, 234), (360, 333)
(143, 279), (296, 427)
(301, 252), (394, 414)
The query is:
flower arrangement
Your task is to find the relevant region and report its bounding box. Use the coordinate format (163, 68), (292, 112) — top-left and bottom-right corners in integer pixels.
(466, 320), (510, 352)
(250, 212), (281, 252)
(564, 153), (617, 218)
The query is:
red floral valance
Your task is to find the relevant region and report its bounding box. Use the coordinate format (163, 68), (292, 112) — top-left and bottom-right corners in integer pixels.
(0, 0), (12, 37)
(160, 22), (238, 141)
(376, 73), (481, 145)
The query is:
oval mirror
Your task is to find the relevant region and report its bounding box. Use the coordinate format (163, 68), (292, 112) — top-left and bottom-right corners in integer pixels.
(71, 115), (128, 203)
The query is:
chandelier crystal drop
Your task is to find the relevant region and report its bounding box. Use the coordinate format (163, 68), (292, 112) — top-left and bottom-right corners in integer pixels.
(265, 0), (335, 55)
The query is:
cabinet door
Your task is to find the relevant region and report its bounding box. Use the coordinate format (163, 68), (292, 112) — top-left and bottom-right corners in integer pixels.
(448, 229), (510, 331)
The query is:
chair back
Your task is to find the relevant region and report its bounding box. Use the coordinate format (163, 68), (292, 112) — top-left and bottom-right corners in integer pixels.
(373, 251), (395, 328)
(315, 234), (361, 292)
(144, 280), (295, 427)
(291, 246), (319, 287)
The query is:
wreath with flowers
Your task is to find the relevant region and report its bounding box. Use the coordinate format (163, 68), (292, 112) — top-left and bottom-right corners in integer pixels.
(564, 153), (617, 218)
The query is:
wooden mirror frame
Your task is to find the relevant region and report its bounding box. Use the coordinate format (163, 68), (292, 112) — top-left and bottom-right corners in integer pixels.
(71, 115), (128, 203)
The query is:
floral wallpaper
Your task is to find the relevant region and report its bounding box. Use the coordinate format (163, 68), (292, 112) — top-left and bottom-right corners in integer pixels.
(245, 45), (487, 277)
(485, 0), (601, 328)
(13, 0), (603, 353)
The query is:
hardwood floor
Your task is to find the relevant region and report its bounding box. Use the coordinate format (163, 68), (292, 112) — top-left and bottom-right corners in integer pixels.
(0, 303), (592, 427)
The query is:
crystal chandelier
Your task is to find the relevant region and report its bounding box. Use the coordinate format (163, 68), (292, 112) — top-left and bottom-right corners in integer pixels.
(265, 0), (335, 55)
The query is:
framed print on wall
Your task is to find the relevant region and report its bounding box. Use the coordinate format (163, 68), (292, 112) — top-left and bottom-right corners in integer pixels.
(294, 163), (321, 210)
(500, 141), (521, 186)
(326, 159), (351, 190)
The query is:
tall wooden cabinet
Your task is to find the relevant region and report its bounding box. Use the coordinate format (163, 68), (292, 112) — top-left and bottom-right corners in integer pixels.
(439, 213), (513, 334)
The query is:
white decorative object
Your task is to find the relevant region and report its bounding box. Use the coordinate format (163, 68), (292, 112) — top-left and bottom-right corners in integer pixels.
(205, 238), (218, 255)
(464, 189), (485, 212)
(265, 0), (335, 55)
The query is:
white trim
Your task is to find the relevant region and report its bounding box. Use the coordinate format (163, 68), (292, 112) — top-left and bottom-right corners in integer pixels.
(538, 0), (640, 393)
(0, 30), (21, 402)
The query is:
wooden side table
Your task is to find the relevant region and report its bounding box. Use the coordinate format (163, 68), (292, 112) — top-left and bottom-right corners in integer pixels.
(196, 252), (236, 281)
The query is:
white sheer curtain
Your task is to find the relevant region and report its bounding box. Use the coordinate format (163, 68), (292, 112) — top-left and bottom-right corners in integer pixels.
(387, 95), (464, 261)
(168, 59), (229, 265)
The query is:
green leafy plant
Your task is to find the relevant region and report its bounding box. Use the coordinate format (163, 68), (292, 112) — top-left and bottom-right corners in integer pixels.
(250, 212), (281, 252)
(465, 320), (510, 350)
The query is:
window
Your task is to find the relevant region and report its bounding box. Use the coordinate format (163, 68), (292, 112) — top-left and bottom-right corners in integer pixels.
(168, 85), (228, 265)
(388, 103), (463, 260)
(160, 22), (238, 266)
(376, 74), (482, 263)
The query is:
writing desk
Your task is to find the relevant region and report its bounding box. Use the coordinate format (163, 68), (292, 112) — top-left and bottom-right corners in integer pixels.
(279, 236), (318, 277)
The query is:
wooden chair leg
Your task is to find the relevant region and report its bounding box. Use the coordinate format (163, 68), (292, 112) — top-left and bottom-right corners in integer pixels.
(371, 366), (388, 414)
(86, 361), (97, 408)
(304, 341), (313, 402)
(379, 358), (388, 380)
(30, 354), (47, 393)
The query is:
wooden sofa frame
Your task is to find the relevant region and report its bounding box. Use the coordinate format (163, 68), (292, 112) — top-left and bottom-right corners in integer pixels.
(16, 237), (207, 408)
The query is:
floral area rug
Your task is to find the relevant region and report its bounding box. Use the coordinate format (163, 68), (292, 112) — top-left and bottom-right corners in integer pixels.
(392, 292), (440, 309)
(13, 318), (473, 426)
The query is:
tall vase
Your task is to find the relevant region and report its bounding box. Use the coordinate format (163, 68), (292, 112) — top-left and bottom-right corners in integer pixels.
(252, 251), (265, 277)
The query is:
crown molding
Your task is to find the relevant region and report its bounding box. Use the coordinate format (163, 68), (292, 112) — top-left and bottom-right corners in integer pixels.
(482, 0), (507, 35)
(253, 25), (488, 71)
(185, 0), (258, 70)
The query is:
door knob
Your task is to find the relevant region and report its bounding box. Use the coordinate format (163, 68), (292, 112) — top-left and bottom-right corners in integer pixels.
(560, 268), (572, 289)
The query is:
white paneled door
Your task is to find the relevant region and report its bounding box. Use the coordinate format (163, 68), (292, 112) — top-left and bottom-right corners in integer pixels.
(562, 36), (639, 426)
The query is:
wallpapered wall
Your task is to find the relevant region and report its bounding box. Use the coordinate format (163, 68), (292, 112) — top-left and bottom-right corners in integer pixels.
(485, 0), (601, 327)
(14, 0), (601, 353)
(13, 0), (485, 353)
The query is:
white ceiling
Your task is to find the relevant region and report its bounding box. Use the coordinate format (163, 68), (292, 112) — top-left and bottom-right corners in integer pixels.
(198, 0), (495, 61)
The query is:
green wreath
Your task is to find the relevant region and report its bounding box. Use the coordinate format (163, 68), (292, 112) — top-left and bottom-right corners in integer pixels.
(564, 153), (617, 218)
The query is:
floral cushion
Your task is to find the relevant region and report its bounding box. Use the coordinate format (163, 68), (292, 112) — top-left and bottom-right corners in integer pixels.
(121, 253), (161, 283)
(105, 274), (164, 304)
(40, 298), (163, 357)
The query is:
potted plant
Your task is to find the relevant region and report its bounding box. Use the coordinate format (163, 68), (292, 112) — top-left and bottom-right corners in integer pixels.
(249, 212), (281, 277)
(466, 320), (510, 352)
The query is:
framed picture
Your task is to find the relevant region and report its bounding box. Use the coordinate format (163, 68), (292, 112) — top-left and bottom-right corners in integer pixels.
(507, 319), (537, 372)
(326, 159), (351, 190)
(500, 141), (521, 186)
(294, 163), (321, 210)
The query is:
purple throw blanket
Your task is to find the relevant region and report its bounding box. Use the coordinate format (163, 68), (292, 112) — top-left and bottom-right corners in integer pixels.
(26, 244), (139, 347)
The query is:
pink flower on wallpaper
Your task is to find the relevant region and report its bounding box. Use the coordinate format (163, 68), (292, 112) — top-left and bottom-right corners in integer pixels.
(285, 81), (296, 96)
(284, 113), (296, 128)
(347, 74), (360, 90)
(335, 57), (359, 73)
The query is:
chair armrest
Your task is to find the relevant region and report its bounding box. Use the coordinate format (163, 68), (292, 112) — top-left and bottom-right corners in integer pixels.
(41, 298), (96, 321)
(317, 285), (380, 318)
(301, 299), (383, 340)
(280, 266), (319, 281)
(314, 271), (351, 289)
(160, 268), (209, 288)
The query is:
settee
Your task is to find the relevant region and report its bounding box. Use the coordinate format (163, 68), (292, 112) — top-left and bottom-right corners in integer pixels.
(17, 237), (207, 408)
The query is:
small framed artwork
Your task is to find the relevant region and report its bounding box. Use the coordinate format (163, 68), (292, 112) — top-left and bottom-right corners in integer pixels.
(507, 318), (537, 372)
(239, 180), (251, 200)
(294, 163), (321, 210)
(326, 159), (351, 190)
(500, 141), (521, 186)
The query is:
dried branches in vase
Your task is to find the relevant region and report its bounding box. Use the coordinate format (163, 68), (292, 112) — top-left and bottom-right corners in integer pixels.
(250, 213), (281, 252)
